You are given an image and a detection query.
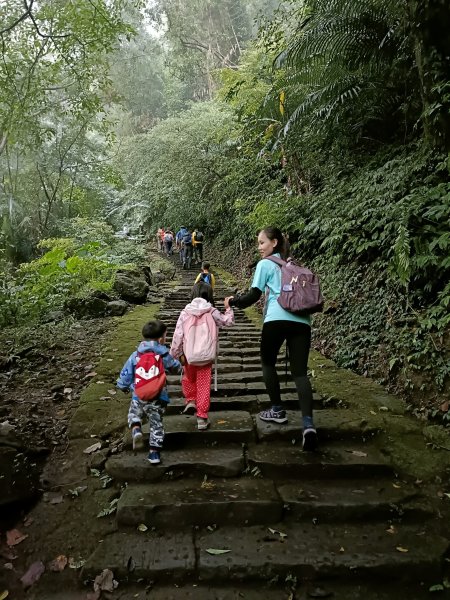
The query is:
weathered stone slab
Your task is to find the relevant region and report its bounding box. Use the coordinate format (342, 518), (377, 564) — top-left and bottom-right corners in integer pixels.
(117, 479), (282, 528)
(254, 410), (381, 442)
(82, 531), (195, 581)
(106, 446), (245, 481)
(166, 395), (260, 415)
(153, 411), (255, 447)
(197, 523), (447, 581)
(277, 479), (429, 522)
(247, 442), (393, 479)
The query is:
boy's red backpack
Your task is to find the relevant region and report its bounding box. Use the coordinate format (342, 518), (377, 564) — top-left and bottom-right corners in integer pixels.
(134, 351), (166, 401)
(266, 256), (324, 315)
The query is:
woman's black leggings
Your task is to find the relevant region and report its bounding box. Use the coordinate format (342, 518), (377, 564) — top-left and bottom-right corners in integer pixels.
(260, 320), (313, 417)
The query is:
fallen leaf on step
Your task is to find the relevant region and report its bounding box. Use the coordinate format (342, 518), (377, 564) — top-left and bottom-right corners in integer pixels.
(23, 517), (33, 527)
(369, 410), (377, 416)
(6, 530), (28, 546)
(392, 483), (401, 489)
(268, 528), (287, 539)
(346, 450), (367, 457)
(20, 561), (45, 588)
(106, 359), (113, 362)
(339, 546), (345, 552)
(227, 494), (238, 499)
(396, 546), (409, 553)
(84, 372), (97, 379)
(83, 442), (102, 454)
(0, 591), (9, 600)
(440, 400), (449, 412)
(93, 568), (118, 593)
(205, 548), (231, 555)
(108, 389), (117, 395)
(379, 406), (389, 411)
(217, 420), (227, 425)
(68, 557), (86, 569)
(48, 555), (67, 572)
(386, 526), (396, 535)
(137, 524), (148, 532)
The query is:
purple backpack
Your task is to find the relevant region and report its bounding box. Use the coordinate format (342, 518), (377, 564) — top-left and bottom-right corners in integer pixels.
(267, 256), (324, 315)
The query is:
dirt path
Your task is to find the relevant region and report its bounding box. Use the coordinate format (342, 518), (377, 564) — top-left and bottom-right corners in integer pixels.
(1, 253), (450, 600)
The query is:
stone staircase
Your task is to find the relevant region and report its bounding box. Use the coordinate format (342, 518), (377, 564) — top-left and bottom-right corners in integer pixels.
(81, 260), (448, 598)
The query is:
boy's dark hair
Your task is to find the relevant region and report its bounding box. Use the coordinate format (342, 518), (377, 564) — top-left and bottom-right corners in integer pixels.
(202, 261), (210, 270)
(142, 320), (167, 340)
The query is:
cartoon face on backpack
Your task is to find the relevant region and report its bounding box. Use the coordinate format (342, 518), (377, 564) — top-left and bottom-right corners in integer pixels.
(134, 351), (167, 401)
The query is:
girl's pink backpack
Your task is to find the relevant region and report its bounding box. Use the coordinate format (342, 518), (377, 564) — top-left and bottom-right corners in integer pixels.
(182, 310), (218, 365)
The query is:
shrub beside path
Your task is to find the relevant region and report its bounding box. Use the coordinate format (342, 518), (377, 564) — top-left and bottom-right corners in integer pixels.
(12, 252), (450, 600)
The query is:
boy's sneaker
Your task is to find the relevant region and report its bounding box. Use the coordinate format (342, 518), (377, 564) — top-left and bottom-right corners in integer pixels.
(147, 450), (161, 464)
(197, 417), (210, 430)
(131, 427), (143, 450)
(302, 428), (318, 452)
(258, 408), (288, 424)
(182, 401), (196, 415)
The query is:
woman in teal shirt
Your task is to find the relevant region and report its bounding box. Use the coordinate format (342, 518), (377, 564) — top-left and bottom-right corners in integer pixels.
(226, 226), (317, 451)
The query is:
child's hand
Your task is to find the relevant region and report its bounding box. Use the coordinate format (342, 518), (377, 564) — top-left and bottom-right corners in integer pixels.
(224, 297), (233, 309)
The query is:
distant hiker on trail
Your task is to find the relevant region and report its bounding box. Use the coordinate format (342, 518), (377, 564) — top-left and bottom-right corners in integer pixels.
(159, 227), (166, 252)
(195, 261), (216, 290)
(192, 227), (204, 264)
(170, 283), (234, 431)
(181, 227), (193, 270)
(116, 320), (182, 465)
(176, 226), (187, 263)
(226, 226), (323, 452)
(164, 230), (174, 256)
(156, 227), (163, 252)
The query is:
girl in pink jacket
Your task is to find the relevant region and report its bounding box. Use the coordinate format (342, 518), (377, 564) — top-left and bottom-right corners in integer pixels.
(170, 284), (234, 430)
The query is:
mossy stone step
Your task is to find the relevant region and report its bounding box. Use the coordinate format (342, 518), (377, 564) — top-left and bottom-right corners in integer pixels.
(255, 409), (381, 443)
(116, 479), (282, 528)
(167, 370), (270, 385)
(278, 478), (431, 523)
(82, 531), (195, 582)
(106, 445), (245, 481)
(129, 411), (255, 449)
(165, 392), (323, 414)
(167, 382), (298, 397)
(196, 523), (447, 582)
(98, 583), (438, 600)
(82, 523), (447, 584)
(247, 442), (393, 479)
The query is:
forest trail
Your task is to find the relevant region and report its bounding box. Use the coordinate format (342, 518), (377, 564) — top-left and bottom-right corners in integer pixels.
(5, 253), (450, 600)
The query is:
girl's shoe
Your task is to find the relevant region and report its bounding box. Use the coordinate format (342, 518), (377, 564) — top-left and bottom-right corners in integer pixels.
(131, 427), (143, 450)
(182, 401), (196, 415)
(258, 408), (288, 424)
(197, 417), (210, 430)
(302, 428), (318, 452)
(147, 450), (161, 464)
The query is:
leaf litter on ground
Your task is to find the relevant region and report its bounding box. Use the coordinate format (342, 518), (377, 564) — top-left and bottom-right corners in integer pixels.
(48, 555), (67, 572)
(84, 441), (102, 454)
(20, 561), (45, 588)
(6, 529), (28, 546)
(268, 527), (287, 539)
(205, 548), (231, 555)
(93, 568), (118, 593)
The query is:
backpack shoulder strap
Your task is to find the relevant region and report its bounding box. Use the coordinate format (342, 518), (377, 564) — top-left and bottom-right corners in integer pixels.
(265, 255), (286, 267)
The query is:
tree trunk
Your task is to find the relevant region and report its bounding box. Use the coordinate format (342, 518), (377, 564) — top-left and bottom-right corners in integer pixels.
(408, 0), (450, 149)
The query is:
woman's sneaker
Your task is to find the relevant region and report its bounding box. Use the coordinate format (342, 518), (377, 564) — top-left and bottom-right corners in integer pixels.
(131, 427), (143, 450)
(182, 401), (196, 415)
(258, 408), (288, 424)
(147, 450), (161, 464)
(302, 428), (318, 451)
(197, 417), (210, 430)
